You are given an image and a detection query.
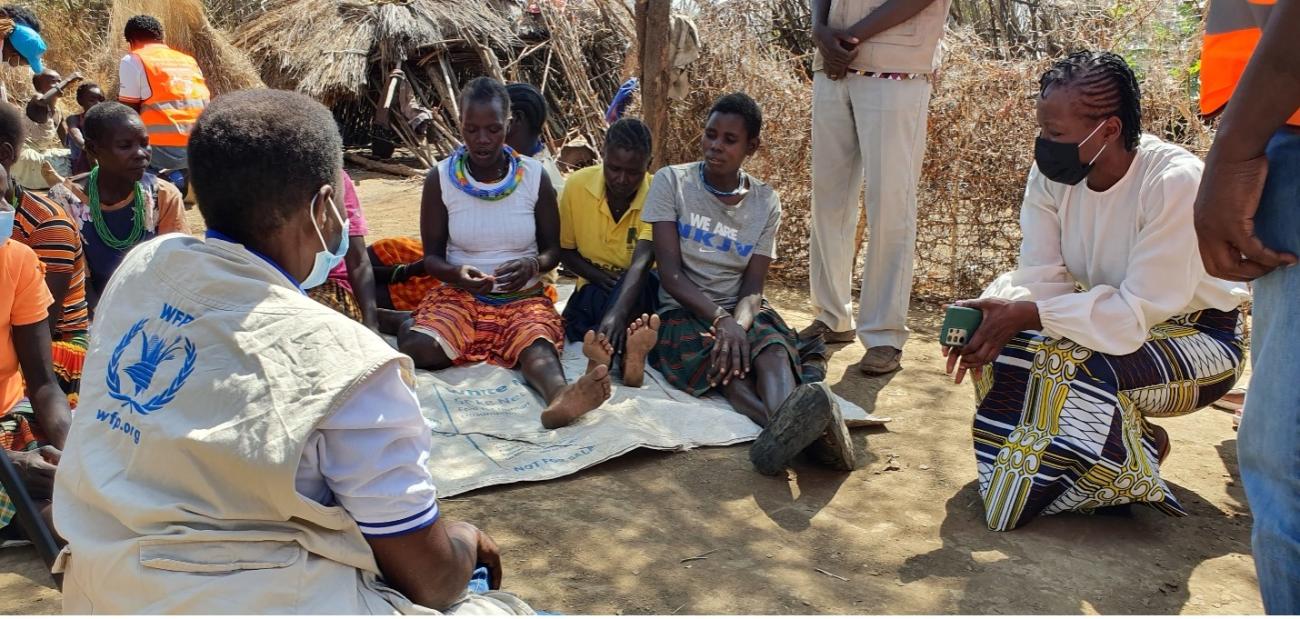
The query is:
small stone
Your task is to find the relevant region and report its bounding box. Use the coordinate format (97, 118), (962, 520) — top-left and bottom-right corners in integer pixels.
(802, 601), (811, 607)
(766, 554), (774, 558)
(919, 464), (931, 470)
(884, 464), (902, 472)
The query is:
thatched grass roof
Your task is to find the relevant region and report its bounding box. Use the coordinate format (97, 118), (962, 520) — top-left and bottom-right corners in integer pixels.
(234, 0), (519, 104)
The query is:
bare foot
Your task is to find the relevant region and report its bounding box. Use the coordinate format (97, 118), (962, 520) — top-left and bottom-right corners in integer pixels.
(582, 330), (613, 373)
(540, 364), (612, 429)
(622, 313), (660, 388)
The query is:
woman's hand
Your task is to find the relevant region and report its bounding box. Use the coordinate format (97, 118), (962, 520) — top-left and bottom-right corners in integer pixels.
(708, 315), (751, 387)
(493, 258), (539, 293)
(942, 298), (1040, 384)
(11, 447), (59, 499)
(452, 265), (496, 295)
(597, 311), (627, 356)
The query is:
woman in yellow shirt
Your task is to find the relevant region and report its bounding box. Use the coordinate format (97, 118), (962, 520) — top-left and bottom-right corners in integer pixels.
(558, 118), (660, 387)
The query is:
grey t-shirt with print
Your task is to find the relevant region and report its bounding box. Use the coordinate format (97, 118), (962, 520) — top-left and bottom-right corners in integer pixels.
(641, 163), (781, 312)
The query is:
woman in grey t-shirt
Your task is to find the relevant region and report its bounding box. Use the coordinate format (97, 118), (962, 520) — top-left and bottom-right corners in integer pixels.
(642, 93), (856, 476)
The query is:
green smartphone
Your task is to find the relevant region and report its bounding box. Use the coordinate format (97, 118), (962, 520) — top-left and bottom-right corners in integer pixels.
(940, 306), (983, 348)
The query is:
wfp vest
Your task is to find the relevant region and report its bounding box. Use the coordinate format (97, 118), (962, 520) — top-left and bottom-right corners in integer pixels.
(1201, 0), (1300, 125)
(132, 44), (210, 148)
(51, 234), (423, 613)
(813, 0), (952, 75)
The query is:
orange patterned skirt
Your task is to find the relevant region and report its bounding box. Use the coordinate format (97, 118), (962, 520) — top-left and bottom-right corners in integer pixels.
(410, 286), (564, 368)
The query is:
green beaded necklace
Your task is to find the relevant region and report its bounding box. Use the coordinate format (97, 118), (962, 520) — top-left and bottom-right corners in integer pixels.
(86, 166), (146, 251)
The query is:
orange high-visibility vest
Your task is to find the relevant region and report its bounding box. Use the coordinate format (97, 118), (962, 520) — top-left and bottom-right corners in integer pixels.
(132, 44), (210, 148)
(1201, 0), (1300, 125)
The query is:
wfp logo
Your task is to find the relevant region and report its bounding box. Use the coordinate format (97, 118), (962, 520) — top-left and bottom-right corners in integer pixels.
(106, 316), (197, 415)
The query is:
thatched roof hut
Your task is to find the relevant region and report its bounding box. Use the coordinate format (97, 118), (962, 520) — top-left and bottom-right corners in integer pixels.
(234, 0), (632, 167)
(235, 0), (519, 106)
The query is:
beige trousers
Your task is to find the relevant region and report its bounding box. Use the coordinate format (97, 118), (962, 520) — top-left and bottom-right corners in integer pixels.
(809, 72), (931, 349)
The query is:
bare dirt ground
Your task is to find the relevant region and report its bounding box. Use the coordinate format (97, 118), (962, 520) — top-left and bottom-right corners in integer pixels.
(0, 173), (1262, 614)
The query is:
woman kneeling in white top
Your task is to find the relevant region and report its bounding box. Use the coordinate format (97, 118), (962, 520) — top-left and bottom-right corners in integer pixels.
(943, 52), (1249, 532)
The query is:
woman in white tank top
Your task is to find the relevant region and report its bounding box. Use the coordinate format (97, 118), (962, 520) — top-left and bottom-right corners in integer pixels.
(397, 77), (611, 429)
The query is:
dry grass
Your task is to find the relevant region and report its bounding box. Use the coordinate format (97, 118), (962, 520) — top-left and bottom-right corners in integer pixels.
(2, 0), (261, 106)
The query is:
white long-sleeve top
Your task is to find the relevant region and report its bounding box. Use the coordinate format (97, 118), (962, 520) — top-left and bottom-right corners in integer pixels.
(982, 134), (1249, 355)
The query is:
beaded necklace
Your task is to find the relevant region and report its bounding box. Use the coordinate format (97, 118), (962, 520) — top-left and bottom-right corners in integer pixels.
(448, 145), (526, 201)
(86, 166), (147, 251)
(698, 162), (749, 198)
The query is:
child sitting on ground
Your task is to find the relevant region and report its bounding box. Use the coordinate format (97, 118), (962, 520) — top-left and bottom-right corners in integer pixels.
(644, 93), (856, 476)
(48, 102), (188, 307)
(559, 117), (660, 387)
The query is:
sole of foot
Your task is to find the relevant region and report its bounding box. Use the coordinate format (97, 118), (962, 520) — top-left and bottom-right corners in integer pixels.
(582, 330), (613, 373)
(541, 364), (612, 429)
(749, 383), (835, 476)
(803, 383), (857, 471)
(622, 314), (660, 388)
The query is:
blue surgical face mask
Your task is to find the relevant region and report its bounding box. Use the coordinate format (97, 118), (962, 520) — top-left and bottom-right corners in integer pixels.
(301, 193), (348, 290)
(0, 207), (14, 246)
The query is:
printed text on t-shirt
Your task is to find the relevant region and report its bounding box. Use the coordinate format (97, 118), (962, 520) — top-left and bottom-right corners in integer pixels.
(677, 213), (755, 257)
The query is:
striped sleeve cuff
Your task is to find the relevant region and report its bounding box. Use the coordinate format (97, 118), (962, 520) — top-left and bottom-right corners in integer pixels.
(355, 498), (440, 538)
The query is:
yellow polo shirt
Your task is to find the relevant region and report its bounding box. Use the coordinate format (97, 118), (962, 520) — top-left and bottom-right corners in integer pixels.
(558, 165), (653, 289)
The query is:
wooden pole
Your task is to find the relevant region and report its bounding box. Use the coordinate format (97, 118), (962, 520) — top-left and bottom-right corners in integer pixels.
(636, 0), (672, 166)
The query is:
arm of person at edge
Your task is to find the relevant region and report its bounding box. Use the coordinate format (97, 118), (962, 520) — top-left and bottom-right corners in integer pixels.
(1194, 0), (1300, 281)
(811, 0), (860, 80)
(560, 248), (619, 291)
(344, 235), (381, 332)
(368, 519), (502, 610)
(651, 220), (750, 387)
(417, 171), (495, 295)
(68, 124), (85, 150)
(598, 239), (655, 355)
(14, 320), (71, 450)
(43, 271), (69, 338)
(495, 174), (561, 293)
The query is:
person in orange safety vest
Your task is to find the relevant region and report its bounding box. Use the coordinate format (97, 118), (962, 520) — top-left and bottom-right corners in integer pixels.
(116, 14), (209, 178)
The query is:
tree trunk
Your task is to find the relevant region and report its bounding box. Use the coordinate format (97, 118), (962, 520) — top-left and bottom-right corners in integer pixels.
(636, 0), (672, 166)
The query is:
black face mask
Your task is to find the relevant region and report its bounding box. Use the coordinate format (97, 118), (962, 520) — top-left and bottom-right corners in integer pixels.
(1034, 121), (1107, 185)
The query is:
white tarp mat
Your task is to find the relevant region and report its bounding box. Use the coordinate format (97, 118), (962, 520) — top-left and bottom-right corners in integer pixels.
(415, 345), (888, 498)
(409, 283), (888, 497)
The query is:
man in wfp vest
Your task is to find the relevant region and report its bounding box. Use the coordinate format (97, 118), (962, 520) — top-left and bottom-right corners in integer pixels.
(1194, 0), (1300, 613)
(801, 0), (950, 376)
(51, 89), (535, 614)
(116, 14), (208, 178)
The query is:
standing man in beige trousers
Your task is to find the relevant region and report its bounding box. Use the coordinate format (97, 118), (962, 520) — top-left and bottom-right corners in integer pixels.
(800, 0), (950, 374)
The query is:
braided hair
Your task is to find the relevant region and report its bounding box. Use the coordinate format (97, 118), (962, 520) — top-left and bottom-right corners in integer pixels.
(506, 82), (547, 136)
(1038, 51), (1142, 151)
(459, 76), (510, 122)
(604, 117), (652, 159)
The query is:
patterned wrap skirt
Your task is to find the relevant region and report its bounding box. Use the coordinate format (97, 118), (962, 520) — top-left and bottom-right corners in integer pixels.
(370, 238), (560, 311)
(972, 309), (1246, 531)
(410, 285), (564, 368)
(650, 302), (827, 397)
(0, 399), (45, 529)
(52, 331), (87, 409)
(307, 279), (364, 323)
